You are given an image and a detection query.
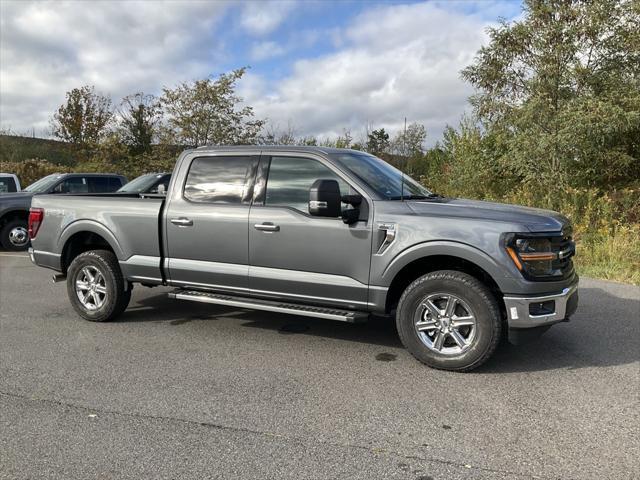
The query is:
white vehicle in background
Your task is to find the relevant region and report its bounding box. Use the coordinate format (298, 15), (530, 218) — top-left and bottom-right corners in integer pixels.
(0, 174), (21, 193)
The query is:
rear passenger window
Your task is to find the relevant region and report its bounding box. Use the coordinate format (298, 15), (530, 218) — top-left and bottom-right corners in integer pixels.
(0, 177), (17, 192)
(184, 156), (255, 204)
(108, 177), (124, 191)
(88, 177), (110, 192)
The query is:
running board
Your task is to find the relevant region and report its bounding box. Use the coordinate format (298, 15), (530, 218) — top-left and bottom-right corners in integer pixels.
(168, 290), (368, 323)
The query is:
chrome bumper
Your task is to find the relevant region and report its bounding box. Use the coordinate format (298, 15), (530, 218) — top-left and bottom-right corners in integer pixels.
(503, 282), (579, 329)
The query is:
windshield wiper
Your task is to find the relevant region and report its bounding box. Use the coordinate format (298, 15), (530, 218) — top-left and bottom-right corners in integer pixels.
(388, 193), (442, 200)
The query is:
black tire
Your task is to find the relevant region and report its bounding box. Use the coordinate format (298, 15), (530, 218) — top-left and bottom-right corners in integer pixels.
(396, 270), (502, 372)
(66, 249), (131, 322)
(0, 218), (29, 251)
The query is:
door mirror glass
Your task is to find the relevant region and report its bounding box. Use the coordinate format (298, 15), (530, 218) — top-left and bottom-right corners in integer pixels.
(309, 179), (341, 217)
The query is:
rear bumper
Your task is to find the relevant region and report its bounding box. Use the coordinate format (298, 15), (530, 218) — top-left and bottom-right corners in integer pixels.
(28, 247), (62, 272)
(503, 279), (579, 329)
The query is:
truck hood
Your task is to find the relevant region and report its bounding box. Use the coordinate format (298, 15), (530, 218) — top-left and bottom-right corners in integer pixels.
(406, 197), (570, 232)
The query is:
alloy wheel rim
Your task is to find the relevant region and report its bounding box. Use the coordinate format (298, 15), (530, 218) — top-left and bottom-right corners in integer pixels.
(9, 226), (28, 247)
(75, 266), (108, 311)
(414, 293), (477, 355)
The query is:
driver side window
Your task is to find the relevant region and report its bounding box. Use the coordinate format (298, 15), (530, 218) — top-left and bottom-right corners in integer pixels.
(265, 156), (350, 213)
(54, 177), (89, 193)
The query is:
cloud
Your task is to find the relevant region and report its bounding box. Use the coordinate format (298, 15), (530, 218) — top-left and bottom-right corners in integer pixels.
(0, 0), (516, 142)
(250, 41), (287, 61)
(0, 0), (229, 134)
(239, 1), (296, 36)
(241, 2), (511, 142)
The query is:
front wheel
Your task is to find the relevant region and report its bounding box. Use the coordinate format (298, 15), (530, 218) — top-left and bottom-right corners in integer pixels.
(66, 249), (131, 322)
(396, 270), (502, 372)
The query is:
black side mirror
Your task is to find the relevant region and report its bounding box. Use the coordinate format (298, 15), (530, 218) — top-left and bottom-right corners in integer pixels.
(309, 179), (341, 217)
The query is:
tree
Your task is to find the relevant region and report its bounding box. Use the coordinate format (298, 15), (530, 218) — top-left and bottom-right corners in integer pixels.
(366, 128), (390, 155)
(118, 93), (162, 155)
(461, 0), (640, 188)
(51, 86), (113, 146)
(334, 129), (353, 149)
(161, 68), (264, 147)
(391, 123), (427, 158)
(260, 121), (297, 145)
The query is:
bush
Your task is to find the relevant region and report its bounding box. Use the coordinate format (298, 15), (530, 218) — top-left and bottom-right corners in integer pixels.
(3, 158), (70, 187)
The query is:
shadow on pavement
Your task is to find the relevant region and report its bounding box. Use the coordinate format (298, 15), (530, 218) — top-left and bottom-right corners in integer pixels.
(118, 286), (638, 372)
(479, 286), (639, 373)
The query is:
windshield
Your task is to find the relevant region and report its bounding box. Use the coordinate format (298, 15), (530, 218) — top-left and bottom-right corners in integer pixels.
(24, 174), (63, 193)
(330, 152), (434, 200)
(118, 174), (166, 193)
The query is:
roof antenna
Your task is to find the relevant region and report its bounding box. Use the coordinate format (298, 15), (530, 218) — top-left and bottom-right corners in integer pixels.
(401, 117), (406, 202)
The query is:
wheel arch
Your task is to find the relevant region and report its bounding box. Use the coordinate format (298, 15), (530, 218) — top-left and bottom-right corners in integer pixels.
(381, 242), (510, 315)
(59, 221), (124, 274)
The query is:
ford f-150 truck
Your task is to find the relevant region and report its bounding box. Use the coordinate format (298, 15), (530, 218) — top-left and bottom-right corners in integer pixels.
(28, 146), (578, 371)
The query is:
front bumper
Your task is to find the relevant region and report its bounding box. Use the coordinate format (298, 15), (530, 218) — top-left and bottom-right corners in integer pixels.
(503, 280), (579, 329)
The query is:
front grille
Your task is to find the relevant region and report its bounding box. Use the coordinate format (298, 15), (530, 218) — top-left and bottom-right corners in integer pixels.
(550, 235), (575, 278)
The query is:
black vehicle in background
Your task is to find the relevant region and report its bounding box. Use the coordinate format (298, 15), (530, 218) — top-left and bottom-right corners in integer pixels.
(0, 173), (127, 251)
(117, 173), (171, 194)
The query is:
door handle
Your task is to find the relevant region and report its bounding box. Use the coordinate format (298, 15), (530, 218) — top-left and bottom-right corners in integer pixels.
(254, 223), (280, 232)
(170, 217), (193, 227)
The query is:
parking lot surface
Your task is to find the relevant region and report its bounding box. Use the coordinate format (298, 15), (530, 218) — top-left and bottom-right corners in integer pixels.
(1, 253), (638, 479)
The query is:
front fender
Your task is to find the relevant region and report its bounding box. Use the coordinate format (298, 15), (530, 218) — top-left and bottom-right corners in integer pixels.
(378, 240), (515, 291)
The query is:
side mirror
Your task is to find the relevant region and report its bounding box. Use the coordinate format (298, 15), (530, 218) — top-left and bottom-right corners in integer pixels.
(309, 179), (341, 217)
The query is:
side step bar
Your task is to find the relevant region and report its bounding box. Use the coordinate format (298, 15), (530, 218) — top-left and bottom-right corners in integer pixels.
(168, 289), (369, 323)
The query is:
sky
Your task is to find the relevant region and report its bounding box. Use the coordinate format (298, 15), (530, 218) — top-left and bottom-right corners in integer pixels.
(0, 0), (523, 143)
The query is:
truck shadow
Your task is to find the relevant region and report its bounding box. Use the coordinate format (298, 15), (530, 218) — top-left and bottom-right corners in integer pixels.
(478, 286), (639, 374)
(119, 286), (639, 372)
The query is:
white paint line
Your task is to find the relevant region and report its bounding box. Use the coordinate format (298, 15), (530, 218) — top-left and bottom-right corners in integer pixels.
(0, 253), (29, 257)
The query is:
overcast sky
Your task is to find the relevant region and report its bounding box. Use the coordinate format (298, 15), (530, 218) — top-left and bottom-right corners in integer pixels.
(0, 0), (522, 143)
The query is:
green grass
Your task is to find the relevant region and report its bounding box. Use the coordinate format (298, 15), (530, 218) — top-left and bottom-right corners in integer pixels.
(574, 227), (640, 285)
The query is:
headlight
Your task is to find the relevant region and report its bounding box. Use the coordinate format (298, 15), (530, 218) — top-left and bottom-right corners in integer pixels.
(505, 234), (575, 279)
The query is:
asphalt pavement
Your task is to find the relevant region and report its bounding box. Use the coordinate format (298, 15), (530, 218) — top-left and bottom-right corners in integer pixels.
(1, 252), (638, 479)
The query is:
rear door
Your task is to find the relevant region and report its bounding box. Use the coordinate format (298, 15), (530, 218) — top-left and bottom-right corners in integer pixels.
(164, 153), (259, 291)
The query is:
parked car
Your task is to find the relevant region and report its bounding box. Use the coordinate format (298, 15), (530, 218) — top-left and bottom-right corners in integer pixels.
(0, 173), (21, 193)
(28, 147), (578, 371)
(0, 173), (126, 250)
(117, 173), (171, 194)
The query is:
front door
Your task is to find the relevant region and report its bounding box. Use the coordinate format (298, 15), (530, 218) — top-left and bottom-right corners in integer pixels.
(248, 154), (373, 310)
(165, 154), (259, 292)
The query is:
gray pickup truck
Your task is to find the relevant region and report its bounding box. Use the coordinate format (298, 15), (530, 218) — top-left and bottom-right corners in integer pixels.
(29, 146), (578, 371)
(0, 173), (126, 250)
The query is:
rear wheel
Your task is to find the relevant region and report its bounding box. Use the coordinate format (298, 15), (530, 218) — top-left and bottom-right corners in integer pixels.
(66, 249), (131, 322)
(1, 219), (29, 251)
(396, 270), (501, 372)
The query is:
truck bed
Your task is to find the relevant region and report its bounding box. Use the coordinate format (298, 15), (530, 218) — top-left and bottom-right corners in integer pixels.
(30, 194), (165, 281)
